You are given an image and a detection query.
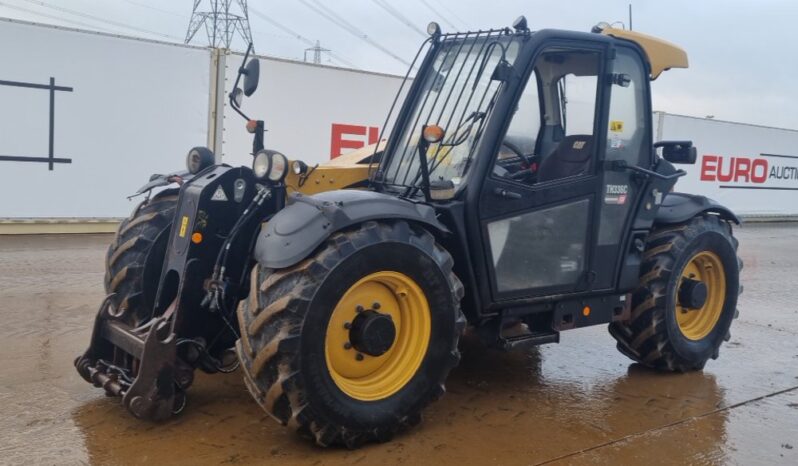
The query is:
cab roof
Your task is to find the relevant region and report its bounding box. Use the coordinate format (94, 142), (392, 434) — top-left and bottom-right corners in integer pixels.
(600, 27), (688, 79)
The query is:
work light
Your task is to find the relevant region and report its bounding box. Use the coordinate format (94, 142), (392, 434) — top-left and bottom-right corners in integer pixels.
(185, 147), (214, 174)
(253, 150), (289, 182)
(292, 160), (308, 175)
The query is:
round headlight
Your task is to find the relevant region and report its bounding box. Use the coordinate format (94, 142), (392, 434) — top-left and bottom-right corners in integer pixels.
(268, 152), (288, 181)
(252, 151), (271, 179)
(186, 146), (215, 174)
(292, 160), (308, 175)
(252, 150), (289, 182)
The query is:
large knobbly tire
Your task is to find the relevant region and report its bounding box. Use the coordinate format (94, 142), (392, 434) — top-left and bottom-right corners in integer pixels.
(609, 215), (741, 371)
(105, 190), (178, 326)
(236, 220), (465, 448)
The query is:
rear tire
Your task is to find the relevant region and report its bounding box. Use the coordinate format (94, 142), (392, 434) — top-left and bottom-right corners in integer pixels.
(609, 215), (740, 371)
(104, 190), (177, 326)
(236, 220), (465, 447)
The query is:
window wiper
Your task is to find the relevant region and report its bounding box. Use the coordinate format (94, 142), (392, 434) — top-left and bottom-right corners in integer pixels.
(441, 111), (485, 147)
(426, 111), (485, 174)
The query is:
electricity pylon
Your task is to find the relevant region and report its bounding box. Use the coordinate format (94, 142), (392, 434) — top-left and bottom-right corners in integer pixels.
(185, 0), (253, 49)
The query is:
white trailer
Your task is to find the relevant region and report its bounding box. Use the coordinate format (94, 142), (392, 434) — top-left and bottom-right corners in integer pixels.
(0, 18), (211, 222)
(658, 112), (798, 218)
(0, 19), (404, 231)
(1, 19), (797, 232)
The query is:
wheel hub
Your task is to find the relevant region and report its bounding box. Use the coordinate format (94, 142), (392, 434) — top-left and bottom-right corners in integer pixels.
(349, 310), (396, 356)
(675, 251), (727, 341)
(678, 278), (708, 309)
(324, 271), (432, 401)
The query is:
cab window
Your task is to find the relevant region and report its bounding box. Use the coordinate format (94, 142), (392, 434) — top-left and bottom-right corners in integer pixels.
(605, 47), (647, 165)
(494, 48), (601, 186)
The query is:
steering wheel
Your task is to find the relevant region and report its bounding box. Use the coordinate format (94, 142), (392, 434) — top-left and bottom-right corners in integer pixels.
(500, 141), (538, 181)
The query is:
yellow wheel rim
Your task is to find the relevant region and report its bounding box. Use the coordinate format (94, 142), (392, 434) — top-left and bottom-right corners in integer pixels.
(324, 271), (431, 401)
(676, 251), (726, 340)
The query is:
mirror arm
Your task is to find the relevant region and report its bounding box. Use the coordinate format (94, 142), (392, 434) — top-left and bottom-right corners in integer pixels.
(229, 94), (251, 120)
(608, 160), (686, 180)
(653, 140), (692, 149)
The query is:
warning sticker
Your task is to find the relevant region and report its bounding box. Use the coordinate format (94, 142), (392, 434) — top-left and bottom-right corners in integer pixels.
(610, 134), (622, 149)
(178, 216), (189, 237)
(610, 120), (624, 132)
(211, 186), (228, 201)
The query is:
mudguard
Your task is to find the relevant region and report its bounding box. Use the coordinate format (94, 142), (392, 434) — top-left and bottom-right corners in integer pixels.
(655, 192), (741, 225)
(254, 190), (449, 269)
(132, 170), (193, 197)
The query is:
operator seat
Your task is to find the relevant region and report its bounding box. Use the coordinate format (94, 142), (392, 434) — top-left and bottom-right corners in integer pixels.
(536, 134), (593, 182)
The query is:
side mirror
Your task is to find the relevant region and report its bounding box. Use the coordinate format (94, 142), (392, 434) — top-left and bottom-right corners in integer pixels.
(231, 87), (243, 107)
(242, 58), (260, 96)
(655, 140), (697, 164)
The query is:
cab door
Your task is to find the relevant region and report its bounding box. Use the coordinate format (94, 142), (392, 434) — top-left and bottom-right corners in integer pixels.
(591, 44), (653, 289)
(479, 43), (608, 302)
(478, 42), (651, 303)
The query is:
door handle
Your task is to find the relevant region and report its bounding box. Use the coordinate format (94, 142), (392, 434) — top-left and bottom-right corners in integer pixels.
(493, 187), (522, 199)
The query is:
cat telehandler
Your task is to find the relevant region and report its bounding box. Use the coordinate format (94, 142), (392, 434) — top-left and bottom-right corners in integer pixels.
(76, 18), (741, 447)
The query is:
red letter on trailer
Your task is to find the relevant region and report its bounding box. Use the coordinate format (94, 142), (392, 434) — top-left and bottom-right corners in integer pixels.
(700, 155), (718, 181)
(733, 157), (751, 182)
(331, 124), (367, 159)
(716, 156), (734, 182)
(368, 126), (380, 145)
(751, 158), (768, 183)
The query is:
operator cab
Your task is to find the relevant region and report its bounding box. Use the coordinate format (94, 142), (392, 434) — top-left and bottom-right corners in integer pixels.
(374, 20), (689, 310)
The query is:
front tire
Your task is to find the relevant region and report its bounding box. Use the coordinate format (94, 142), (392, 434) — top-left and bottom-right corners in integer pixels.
(105, 190), (177, 326)
(236, 220), (465, 447)
(609, 215), (741, 371)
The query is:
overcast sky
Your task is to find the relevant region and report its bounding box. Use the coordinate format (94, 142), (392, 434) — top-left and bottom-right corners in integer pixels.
(2, 0), (797, 129)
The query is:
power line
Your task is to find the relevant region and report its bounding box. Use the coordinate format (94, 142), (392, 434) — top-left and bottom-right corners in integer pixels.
(426, 0), (469, 30)
(18, 0), (181, 41)
(0, 0), (116, 34)
(370, 0), (425, 38)
(417, 0), (460, 31)
(121, 1), (291, 45)
(248, 5), (357, 69)
(119, 0), (185, 19)
(298, 0), (410, 67)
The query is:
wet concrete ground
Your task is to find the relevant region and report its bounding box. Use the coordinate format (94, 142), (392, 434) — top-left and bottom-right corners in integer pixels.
(1, 223), (796, 465)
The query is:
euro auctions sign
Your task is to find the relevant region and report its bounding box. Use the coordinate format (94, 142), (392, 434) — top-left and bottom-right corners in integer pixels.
(659, 112), (798, 217)
(700, 154), (798, 186)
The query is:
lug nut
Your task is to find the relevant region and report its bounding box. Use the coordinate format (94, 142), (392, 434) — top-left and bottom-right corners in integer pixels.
(372, 302), (381, 310)
(344, 342), (352, 350)
(343, 322), (351, 329)
(356, 305), (364, 313)
(355, 353), (364, 361)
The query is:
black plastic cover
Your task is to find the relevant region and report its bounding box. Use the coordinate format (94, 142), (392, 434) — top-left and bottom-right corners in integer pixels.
(655, 192), (740, 225)
(254, 190), (448, 269)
